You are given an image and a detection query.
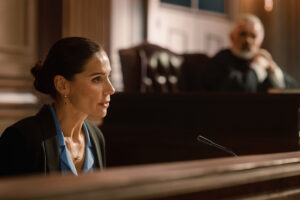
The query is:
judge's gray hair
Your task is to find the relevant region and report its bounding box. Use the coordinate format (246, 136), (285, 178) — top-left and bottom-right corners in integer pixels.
(232, 14), (265, 40)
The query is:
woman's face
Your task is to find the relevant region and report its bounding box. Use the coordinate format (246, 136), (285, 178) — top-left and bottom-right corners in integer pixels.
(67, 51), (115, 118)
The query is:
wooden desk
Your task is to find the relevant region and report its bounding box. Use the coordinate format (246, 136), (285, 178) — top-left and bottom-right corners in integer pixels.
(2, 151), (300, 199)
(100, 92), (300, 167)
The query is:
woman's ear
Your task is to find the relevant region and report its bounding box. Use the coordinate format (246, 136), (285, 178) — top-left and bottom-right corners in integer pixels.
(54, 75), (70, 96)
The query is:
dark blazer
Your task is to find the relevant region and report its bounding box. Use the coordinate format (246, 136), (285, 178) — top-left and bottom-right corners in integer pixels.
(0, 105), (105, 177)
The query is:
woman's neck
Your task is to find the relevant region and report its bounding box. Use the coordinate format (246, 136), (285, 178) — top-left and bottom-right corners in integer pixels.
(53, 102), (87, 140)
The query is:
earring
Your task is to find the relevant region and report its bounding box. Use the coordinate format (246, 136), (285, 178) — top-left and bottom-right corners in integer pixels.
(64, 94), (68, 105)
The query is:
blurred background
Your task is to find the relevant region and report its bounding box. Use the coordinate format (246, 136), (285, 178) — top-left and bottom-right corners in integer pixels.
(0, 0), (299, 90)
(0, 0), (300, 131)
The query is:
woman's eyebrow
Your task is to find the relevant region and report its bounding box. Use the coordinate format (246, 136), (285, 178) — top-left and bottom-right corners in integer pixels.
(88, 72), (105, 77)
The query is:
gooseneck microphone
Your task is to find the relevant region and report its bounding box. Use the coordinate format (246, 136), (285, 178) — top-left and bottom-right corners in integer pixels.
(197, 134), (238, 157)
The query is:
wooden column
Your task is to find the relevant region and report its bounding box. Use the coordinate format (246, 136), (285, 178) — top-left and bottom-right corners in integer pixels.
(0, 0), (37, 86)
(62, 0), (111, 54)
(37, 0), (62, 59)
(0, 0), (40, 133)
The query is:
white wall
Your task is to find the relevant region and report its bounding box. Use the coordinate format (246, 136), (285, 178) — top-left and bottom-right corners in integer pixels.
(110, 0), (145, 91)
(147, 0), (235, 56)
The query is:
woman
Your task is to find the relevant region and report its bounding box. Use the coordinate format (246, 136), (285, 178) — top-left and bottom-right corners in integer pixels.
(0, 37), (115, 176)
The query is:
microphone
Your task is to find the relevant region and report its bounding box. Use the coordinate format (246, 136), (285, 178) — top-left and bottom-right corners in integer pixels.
(197, 134), (238, 157)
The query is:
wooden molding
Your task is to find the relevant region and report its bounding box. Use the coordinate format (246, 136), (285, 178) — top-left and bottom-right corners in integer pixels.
(2, 151), (300, 199)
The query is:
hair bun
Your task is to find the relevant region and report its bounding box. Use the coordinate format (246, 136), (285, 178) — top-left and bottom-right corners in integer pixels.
(30, 61), (43, 78)
(31, 61), (54, 94)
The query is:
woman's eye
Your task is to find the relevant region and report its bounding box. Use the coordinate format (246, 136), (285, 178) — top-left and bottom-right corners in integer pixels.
(92, 77), (102, 83)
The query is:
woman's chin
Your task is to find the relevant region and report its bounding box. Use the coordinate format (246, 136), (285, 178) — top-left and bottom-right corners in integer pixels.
(90, 110), (107, 119)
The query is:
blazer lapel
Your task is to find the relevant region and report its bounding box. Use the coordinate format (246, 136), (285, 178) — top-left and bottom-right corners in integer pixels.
(37, 105), (60, 173)
(85, 121), (104, 169)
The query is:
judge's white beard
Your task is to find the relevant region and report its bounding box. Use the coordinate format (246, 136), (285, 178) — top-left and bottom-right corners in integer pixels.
(231, 48), (255, 60)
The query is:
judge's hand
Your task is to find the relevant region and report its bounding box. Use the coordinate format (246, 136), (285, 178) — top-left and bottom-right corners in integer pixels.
(252, 49), (278, 75)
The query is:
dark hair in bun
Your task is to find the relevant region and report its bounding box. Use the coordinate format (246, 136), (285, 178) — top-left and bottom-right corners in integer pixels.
(31, 37), (101, 98)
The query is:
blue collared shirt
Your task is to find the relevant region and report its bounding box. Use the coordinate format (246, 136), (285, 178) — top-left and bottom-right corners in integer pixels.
(50, 105), (95, 175)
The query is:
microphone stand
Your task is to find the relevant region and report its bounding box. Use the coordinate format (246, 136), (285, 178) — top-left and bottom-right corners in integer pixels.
(197, 134), (238, 157)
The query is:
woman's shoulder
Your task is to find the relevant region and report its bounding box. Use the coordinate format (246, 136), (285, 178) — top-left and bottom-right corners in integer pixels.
(0, 116), (38, 148)
(4, 116), (37, 135)
(1, 104), (52, 138)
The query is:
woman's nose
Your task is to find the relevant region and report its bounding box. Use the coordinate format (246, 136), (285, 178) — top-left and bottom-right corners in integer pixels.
(105, 79), (115, 95)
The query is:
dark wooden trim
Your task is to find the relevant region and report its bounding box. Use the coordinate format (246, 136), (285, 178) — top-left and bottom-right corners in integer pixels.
(37, 0), (62, 60)
(2, 152), (300, 199)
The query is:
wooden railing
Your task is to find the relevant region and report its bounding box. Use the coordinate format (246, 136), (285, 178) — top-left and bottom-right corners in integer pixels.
(2, 151), (300, 199)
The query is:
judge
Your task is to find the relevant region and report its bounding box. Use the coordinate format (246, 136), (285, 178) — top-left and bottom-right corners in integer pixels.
(201, 14), (298, 92)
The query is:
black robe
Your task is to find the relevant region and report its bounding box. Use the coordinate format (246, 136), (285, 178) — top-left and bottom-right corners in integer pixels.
(201, 49), (298, 92)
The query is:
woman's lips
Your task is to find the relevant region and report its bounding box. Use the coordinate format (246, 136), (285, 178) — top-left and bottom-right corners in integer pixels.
(99, 101), (110, 108)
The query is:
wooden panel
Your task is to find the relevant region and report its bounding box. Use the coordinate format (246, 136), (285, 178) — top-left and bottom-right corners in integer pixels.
(2, 151), (300, 199)
(0, 95), (40, 134)
(62, 0), (110, 53)
(37, 0), (62, 59)
(100, 93), (300, 167)
(0, 0), (37, 78)
(0, 76), (33, 90)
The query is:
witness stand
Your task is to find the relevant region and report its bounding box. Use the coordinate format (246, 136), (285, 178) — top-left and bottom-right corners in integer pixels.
(101, 92), (300, 167)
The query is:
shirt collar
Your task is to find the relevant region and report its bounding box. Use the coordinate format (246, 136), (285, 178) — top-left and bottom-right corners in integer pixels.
(49, 105), (92, 147)
(49, 104), (95, 174)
